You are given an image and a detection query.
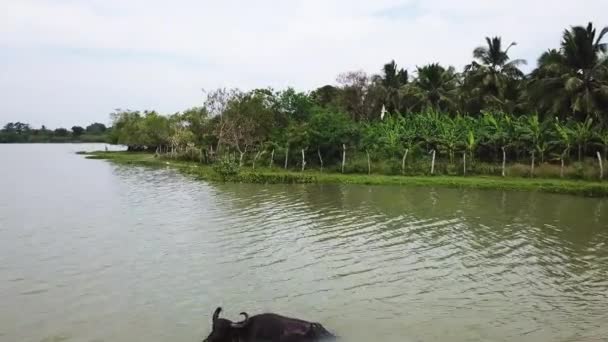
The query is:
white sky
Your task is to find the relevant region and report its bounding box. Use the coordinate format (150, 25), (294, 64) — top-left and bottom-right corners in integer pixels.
(1, 0), (607, 128)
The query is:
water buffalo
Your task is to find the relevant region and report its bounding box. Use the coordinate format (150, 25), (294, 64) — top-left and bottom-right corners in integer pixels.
(203, 307), (336, 342)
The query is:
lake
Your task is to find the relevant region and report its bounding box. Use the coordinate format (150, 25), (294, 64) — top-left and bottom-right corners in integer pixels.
(1, 144), (607, 342)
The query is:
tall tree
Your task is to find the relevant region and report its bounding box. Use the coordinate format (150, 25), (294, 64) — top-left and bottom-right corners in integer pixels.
(529, 22), (608, 121)
(403, 63), (459, 112)
(372, 60), (409, 114)
(462, 37), (526, 113)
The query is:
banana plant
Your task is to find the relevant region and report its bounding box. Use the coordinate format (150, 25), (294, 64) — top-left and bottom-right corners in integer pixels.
(465, 129), (477, 164)
(397, 117), (418, 174)
(481, 111), (513, 176)
(597, 127), (608, 162)
(571, 117), (594, 161)
(554, 118), (572, 177)
(516, 113), (549, 163)
(437, 116), (460, 164)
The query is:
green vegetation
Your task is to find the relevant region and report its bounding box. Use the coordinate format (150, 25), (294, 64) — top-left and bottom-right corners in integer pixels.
(102, 22), (608, 184)
(82, 151), (608, 197)
(0, 122), (109, 143)
(68, 22), (606, 195)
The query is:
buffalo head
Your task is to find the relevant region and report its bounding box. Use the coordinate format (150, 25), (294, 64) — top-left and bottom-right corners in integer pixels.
(203, 307), (249, 342)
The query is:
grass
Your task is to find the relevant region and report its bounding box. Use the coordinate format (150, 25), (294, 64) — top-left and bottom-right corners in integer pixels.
(79, 151), (608, 197)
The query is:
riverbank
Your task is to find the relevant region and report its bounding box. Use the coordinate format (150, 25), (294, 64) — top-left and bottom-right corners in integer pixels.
(80, 151), (608, 197)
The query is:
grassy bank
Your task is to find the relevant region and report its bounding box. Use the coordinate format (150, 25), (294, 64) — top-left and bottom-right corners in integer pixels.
(80, 151), (608, 197)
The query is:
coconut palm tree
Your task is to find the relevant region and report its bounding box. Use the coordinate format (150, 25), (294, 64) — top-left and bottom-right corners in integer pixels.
(403, 63), (459, 112)
(529, 22), (608, 121)
(461, 37), (527, 113)
(372, 60), (409, 114)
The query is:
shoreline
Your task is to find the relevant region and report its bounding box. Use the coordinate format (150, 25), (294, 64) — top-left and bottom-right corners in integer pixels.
(80, 151), (608, 197)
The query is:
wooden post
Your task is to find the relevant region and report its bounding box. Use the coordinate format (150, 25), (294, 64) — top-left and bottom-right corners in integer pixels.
(341, 144), (346, 173)
(501, 146), (506, 177)
(597, 151), (604, 180)
(317, 148), (323, 172)
(430, 150), (436, 175)
(269, 149), (274, 168)
(401, 149), (409, 175)
(253, 150), (264, 169)
(530, 150), (535, 177)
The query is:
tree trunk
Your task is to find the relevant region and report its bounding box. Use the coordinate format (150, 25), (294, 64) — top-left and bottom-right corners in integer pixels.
(430, 150), (436, 175)
(301, 149), (306, 172)
(597, 151), (604, 180)
(341, 144), (346, 173)
(501, 146), (506, 177)
(239, 152), (245, 167)
(269, 149), (274, 168)
(560, 157), (565, 178)
(578, 144), (582, 162)
(530, 151), (535, 178)
(253, 150), (265, 169)
(401, 149), (409, 175)
(540, 151), (544, 164)
(463, 152), (466, 176)
(200, 147), (204, 163)
(284, 145), (289, 169)
(366, 150), (371, 175)
(317, 148), (324, 172)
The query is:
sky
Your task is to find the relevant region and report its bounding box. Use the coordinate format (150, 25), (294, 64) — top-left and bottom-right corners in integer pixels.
(1, 0), (607, 128)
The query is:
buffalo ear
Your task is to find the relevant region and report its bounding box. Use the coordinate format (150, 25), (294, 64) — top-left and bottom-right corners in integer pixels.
(212, 307), (222, 323)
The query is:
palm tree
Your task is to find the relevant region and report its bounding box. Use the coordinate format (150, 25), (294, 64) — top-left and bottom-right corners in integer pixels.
(529, 22), (608, 120)
(379, 60), (408, 89)
(372, 60), (408, 114)
(403, 63), (459, 112)
(462, 37), (527, 113)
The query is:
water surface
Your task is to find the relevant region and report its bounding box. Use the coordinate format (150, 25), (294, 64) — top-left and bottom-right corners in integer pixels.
(1, 144), (607, 342)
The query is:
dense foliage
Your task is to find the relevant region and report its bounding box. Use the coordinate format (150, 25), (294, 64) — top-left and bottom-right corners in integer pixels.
(17, 22), (608, 179)
(0, 122), (109, 143)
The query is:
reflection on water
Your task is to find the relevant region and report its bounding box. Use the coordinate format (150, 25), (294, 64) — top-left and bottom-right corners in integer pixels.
(1, 144), (607, 342)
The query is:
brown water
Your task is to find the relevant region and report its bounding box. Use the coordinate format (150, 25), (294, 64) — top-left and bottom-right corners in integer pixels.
(1, 144), (608, 342)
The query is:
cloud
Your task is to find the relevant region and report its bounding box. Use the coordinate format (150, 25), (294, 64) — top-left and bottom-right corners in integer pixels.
(1, 0), (607, 127)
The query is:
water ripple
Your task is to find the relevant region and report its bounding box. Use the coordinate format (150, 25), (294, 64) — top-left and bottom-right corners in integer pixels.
(2, 146), (608, 342)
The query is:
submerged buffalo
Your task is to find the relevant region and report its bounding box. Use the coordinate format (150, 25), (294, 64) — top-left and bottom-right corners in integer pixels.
(203, 307), (336, 342)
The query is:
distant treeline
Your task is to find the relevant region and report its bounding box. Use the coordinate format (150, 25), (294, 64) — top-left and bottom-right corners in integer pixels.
(0, 122), (109, 143)
(105, 22), (608, 180)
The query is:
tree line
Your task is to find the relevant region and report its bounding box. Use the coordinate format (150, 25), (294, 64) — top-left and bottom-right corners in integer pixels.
(0, 122), (109, 143)
(107, 22), (608, 179)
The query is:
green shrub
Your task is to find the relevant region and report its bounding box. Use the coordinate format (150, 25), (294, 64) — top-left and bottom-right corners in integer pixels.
(213, 158), (240, 178)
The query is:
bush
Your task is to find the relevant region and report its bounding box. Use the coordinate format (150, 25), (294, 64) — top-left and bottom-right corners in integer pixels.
(213, 158), (240, 178)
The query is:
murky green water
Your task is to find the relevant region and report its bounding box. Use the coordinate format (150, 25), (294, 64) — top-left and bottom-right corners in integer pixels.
(1, 144), (608, 342)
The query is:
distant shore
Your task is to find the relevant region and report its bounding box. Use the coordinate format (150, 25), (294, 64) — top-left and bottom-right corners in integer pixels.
(0, 139), (107, 144)
(79, 151), (608, 197)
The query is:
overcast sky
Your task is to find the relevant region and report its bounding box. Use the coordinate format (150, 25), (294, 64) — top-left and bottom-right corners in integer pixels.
(1, 0), (607, 128)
